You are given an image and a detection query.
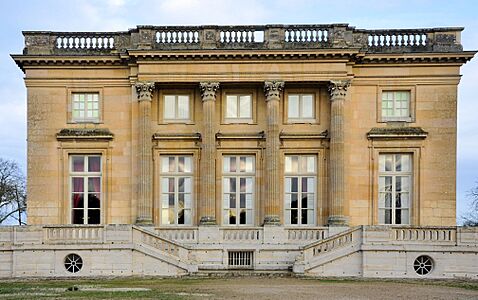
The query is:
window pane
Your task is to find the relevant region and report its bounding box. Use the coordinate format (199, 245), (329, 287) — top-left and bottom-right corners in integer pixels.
(184, 194), (191, 208)
(169, 157), (175, 172)
(245, 157), (254, 172)
(178, 209), (185, 224)
(183, 156), (192, 173)
(72, 156), (84, 172)
(239, 95), (251, 118)
(88, 177), (101, 193)
(161, 157), (170, 173)
(184, 210), (192, 225)
(223, 178), (230, 193)
(291, 194), (298, 208)
(301, 209), (308, 224)
(88, 194), (100, 208)
(72, 194), (84, 209)
(291, 177), (298, 192)
(177, 96), (189, 119)
(301, 95), (314, 118)
(230, 157), (237, 172)
(72, 177), (83, 192)
(285, 156), (292, 173)
(246, 194), (252, 209)
(88, 156), (101, 172)
(164, 96), (175, 119)
(72, 209), (84, 224)
(183, 177), (191, 193)
(226, 95), (237, 118)
(290, 156), (299, 173)
(288, 95), (299, 118)
(239, 157), (246, 172)
(306, 156), (315, 173)
(401, 209), (409, 224)
(291, 209), (298, 224)
(161, 209), (169, 224)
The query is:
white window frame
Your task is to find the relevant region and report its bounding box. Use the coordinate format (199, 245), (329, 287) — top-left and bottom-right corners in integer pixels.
(69, 155), (102, 224)
(284, 155), (316, 226)
(222, 155), (255, 226)
(287, 93), (315, 122)
(381, 91), (411, 122)
(163, 94), (191, 122)
(71, 93), (100, 123)
(378, 153), (412, 225)
(160, 155), (193, 226)
(225, 94), (253, 123)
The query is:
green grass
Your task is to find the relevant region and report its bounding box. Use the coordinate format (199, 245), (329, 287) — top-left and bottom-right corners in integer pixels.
(0, 276), (476, 299)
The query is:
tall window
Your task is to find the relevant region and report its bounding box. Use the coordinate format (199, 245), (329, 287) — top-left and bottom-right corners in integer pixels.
(225, 95), (252, 122)
(222, 156), (255, 225)
(164, 95), (190, 121)
(70, 155), (101, 224)
(378, 154), (412, 224)
(160, 156), (193, 225)
(72, 93), (100, 122)
(288, 94), (315, 122)
(284, 155), (316, 225)
(382, 91), (410, 120)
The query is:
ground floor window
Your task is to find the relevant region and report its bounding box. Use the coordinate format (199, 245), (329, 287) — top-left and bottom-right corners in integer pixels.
(222, 155), (255, 225)
(70, 155), (101, 224)
(284, 155), (316, 225)
(160, 155), (193, 225)
(378, 153), (412, 224)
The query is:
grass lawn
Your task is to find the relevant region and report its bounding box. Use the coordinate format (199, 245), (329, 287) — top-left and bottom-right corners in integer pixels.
(0, 276), (477, 300)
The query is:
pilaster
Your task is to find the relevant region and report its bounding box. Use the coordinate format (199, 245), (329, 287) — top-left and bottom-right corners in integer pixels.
(263, 81), (284, 225)
(199, 82), (220, 225)
(135, 81), (155, 224)
(327, 80), (351, 226)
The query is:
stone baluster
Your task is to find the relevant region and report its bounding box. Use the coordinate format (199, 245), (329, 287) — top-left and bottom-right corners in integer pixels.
(199, 82), (220, 225)
(327, 80), (351, 226)
(135, 82), (155, 224)
(263, 81), (285, 225)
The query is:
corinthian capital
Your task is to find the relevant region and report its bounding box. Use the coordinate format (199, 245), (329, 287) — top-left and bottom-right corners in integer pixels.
(199, 82), (220, 101)
(264, 81), (284, 101)
(135, 82), (155, 101)
(328, 80), (351, 100)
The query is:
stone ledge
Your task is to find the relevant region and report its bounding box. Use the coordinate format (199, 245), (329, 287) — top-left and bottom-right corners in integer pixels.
(367, 127), (428, 139)
(56, 128), (114, 140)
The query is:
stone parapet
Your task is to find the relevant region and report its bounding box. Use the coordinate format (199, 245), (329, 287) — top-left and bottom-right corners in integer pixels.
(19, 25), (465, 55)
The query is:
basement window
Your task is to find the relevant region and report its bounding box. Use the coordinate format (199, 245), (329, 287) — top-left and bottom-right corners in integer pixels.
(228, 251), (254, 269)
(64, 253), (83, 273)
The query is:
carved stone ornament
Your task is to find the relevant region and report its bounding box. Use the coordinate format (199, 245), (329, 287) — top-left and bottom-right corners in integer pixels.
(264, 81), (285, 100)
(135, 82), (155, 101)
(328, 80), (351, 100)
(199, 82), (220, 101)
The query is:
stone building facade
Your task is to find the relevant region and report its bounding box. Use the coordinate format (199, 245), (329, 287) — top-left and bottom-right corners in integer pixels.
(2, 24), (477, 278)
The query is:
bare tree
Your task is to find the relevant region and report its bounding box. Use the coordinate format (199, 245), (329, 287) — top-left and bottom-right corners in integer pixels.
(462, 182), (478, 227)
(0, 158), (26, 225)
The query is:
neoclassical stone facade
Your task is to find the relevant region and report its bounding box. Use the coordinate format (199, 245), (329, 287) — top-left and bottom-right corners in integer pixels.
(3, 24), (477, 278)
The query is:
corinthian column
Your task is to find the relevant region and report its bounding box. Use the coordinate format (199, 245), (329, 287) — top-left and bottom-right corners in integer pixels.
(135, 81), (155, 224)
(264, 81), (284, 225)
(199, 82), (220, 225)
(327, 80), (351, 226)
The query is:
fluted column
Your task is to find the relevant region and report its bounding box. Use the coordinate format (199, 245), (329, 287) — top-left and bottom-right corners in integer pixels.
(135, 82), (155, 224)
(263, 81), (284, 225)
(199, 82), (220, 225)
(327, 80), (351, 226)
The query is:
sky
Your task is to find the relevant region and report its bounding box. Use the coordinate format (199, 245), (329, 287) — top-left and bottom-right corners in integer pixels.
(0, 0), (477, 223)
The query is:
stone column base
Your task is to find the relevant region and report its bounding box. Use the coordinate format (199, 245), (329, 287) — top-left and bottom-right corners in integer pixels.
(263, 215), (281, 225)
(135, 218), (153, 225)
(327, 215), (349, 226)
(199, 216), (217, 225)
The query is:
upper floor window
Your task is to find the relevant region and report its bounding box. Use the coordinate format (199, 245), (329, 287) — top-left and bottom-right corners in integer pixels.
(72, 93), (100, 122)
(381, 91), (410, 121)
(225, 94), (252, 122)
(287, 94), (315, 122)
(222, 155), (255, 225)
(164, 95), (190, 121)
(160, 155), (193, 225)
(70, 155), (101, 224)
(378, 153), (412, 225)
(284, 155), (316, 226)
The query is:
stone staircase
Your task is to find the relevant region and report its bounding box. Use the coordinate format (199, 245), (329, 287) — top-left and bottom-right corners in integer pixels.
(293, 226), (362, 274)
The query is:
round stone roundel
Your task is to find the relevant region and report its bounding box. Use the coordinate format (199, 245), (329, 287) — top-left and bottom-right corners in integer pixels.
(64, 253), (83, 273)
(413, 255), (433, 276)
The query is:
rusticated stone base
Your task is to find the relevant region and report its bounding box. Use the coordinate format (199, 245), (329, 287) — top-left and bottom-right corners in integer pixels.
(327, 215), (349, 226)
(199, 216), (217, 225)
(263, 215), (281, 225)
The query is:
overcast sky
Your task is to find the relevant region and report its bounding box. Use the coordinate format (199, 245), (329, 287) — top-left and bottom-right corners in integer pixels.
(0, 0), (477, 223)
